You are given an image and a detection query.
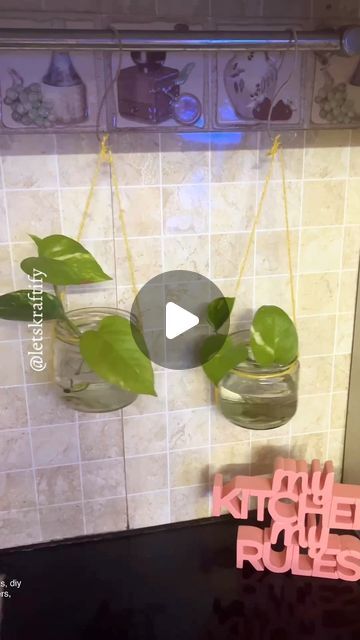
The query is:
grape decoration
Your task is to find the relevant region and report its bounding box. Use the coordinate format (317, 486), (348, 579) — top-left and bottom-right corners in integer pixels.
(3, 69), (56, 128)
(314, 78), (357, 125)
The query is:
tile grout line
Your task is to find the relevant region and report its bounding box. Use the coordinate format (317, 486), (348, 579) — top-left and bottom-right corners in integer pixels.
(119, 409), (130, 529)
(158, 132), (171, 524)
(0, 148), (42, 540)
(2, 308), (358, 341)
(207, 130), (212, 516)
(54, 132), (87, 536)
(249, 132), (261, 468)
(0, 327), (356, 349)
(108, 141), (131, 530)
(0, 482), (212, 518)
(0, 392), (347, 434)
(0, 423), (342, 478)
(292, 131), (306, 457)
(1, 174), (358, 193)
(3, 226), (360, 246)
(73, 412), (87, 535)
(326, 132), (351, 459)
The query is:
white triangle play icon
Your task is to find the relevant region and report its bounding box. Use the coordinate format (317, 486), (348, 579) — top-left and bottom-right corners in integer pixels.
(165, 302), (199, 340)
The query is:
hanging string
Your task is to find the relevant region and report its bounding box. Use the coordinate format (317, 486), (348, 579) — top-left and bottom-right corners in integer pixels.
(269, 28), (298, 325)
(218, 135), (298, 393)
(49, 29), (141, 328)
(95, 25), (123, 142)
(112, 161), (141, 304)
(91, 31), (132, 532)
(50, 134), (141, 356)
(266, 28), (299, 144)
(233, 29), (299, 325)
(279, 143), (297, 325)
(232, 134), (297, 325)
(76, 133), (140, 307)
(234, 134), (281, 297)
(78, 20), (141, 309)
(76, 135), (109, 242)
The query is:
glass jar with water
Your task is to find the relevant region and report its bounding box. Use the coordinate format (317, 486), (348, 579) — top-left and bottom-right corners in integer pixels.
(54, 308), (137, 413)
(218, 331), (299, 430)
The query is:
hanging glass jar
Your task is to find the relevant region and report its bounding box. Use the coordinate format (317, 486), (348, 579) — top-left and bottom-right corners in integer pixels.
(54, 307), (137, 413)
(217, 331), (299, 430)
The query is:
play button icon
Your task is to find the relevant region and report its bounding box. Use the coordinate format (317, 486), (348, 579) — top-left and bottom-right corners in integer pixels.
(166, 302), (199, 340)
(130, 270), (230, 370)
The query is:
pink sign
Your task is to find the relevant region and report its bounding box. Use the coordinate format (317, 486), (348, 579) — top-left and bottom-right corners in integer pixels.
(212, 457), (360, 581)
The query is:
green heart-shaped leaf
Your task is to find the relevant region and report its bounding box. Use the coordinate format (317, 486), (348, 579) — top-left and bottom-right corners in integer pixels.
(0, 290), (65, 321)
(201, 335), (248, 386)
(21, 255), (111, 286)
(22, 234), (112, 285)
(207, 297), (235, 332)
(79, 315), (156, 396)
(30, 234), (93, 261)
(250, 305), (298, 366)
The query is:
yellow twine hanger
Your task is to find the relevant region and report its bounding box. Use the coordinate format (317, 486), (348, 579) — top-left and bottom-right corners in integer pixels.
(214, 134), (298, 400)
(50, 133), (296, 390)
(77, 133), (139, 304)
(49, 134), (140, 381)
(233, 134), (297, 326)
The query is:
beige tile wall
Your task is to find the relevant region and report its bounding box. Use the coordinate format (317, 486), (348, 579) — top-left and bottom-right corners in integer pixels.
(0, 127), (359, 547)
(0, 0), (358, 549)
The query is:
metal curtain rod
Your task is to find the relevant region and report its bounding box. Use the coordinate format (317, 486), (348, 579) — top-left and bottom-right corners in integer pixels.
(0, 26), (359, 54)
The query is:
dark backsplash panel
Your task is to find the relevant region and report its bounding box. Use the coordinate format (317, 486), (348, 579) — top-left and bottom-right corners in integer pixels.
(0, 516), (359, 639)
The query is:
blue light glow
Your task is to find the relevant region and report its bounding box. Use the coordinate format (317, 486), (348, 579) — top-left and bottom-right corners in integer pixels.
(211, 132), (245, 146)
(179, 131), (245, 147)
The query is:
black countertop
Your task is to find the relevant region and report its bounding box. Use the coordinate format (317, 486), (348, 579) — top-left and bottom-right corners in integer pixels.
(0, 515), (359, 639)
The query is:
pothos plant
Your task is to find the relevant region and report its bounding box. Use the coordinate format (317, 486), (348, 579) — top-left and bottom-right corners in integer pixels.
(201, 296), (299, 386)
(0, 234), (156, 396)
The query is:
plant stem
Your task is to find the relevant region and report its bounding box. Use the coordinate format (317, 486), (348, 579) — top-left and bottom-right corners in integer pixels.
(53, 285), (81, 338)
